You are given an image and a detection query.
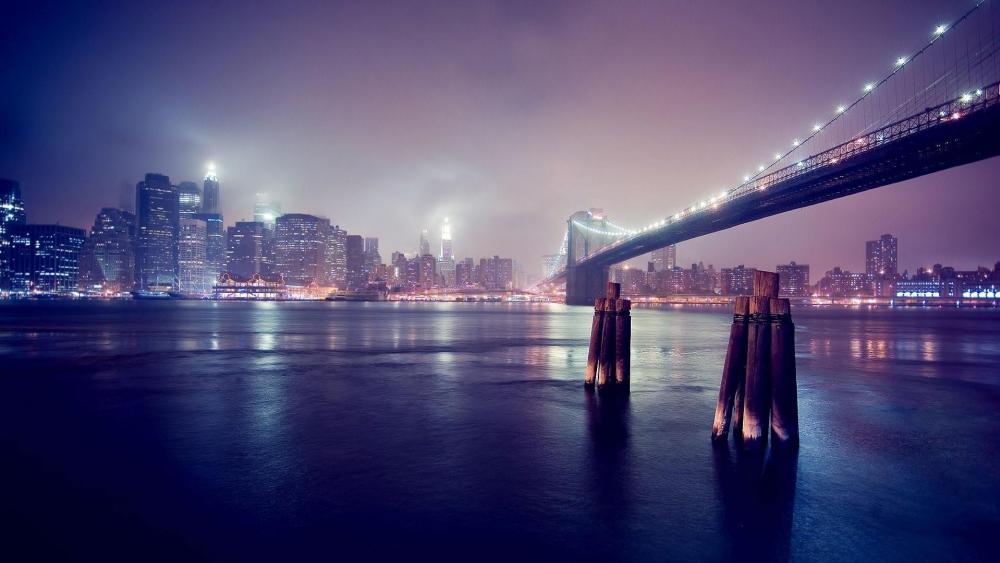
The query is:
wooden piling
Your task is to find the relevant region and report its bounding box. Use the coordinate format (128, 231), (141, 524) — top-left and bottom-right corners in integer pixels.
(614, 298), (631, 392)
(711, 296), (750, 441)
(584, 297), (606, 387)
(769, 298), (799, 448)
(597, 296), (617, 392)
(606, 281), (621, 300)
(741, 295), (772, 451)
(753, 270), (780, 299)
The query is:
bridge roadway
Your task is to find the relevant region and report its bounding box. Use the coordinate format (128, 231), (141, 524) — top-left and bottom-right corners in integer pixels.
(561, 85), (1000, 304)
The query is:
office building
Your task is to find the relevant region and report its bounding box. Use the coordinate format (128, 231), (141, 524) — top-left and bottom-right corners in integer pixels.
(254, 192), (281, 230)
(178, 218), (208, 296)
(346, 234), (365, 290)
(419, 229), (430, 257)
(274, 213), (330, 286)
(440, 218), (453, 260)
(177, 181), (202, 219)
(202, 164), (220, 214)
(79, 208), (136, 293)
(135, 173), (179, 291)
(195, 213), (225, 288)
(227, 221), (267, 279)
(0, 178), (28, 291)
(865, 233), (898, 277)
(720, 265), (756, 295)
(9, 224), (86, 294)
(327, 225), (346, 288)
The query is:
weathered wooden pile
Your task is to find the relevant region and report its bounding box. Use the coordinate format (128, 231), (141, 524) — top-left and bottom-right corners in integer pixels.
(584, 282), (631, 393)
(711, 271), (799, 451)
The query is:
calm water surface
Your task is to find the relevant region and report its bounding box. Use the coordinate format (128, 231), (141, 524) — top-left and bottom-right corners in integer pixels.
(1, 302), (998, 561)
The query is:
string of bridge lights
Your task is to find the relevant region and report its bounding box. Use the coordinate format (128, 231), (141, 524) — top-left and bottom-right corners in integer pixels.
(591, 1), (988, 241)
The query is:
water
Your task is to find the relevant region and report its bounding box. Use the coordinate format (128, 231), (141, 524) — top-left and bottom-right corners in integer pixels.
(1, 301), (998, 561)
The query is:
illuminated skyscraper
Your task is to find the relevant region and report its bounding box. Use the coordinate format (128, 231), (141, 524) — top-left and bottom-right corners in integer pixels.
(79, 208), (136, 293)
(9, 224), (86, 294)
(274, 213), (330, 286)
(135, 173), (179, 291)
(178, 218), (208, 296)
(865, 234), (898, 277)
(0, 178), (27, 291)
(177, 181), (202, 219)
(346, 235), (365, 290)
(440, 218), (453, 260)
(202, 164), (220, 214)
(327, 225), (346, 288)
(253, 192), (281, 230)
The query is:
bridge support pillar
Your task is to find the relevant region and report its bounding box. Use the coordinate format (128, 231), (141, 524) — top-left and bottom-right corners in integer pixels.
(566, 263), (609, 306)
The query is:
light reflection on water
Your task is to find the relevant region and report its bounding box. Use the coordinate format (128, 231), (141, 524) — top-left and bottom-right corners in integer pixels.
(0, 301), (997, 560)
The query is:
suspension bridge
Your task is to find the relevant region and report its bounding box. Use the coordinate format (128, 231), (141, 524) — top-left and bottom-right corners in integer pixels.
(536, 1), (1000, 304)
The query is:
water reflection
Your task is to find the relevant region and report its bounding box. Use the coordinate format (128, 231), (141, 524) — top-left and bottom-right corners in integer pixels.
(712, 443), (798, 561)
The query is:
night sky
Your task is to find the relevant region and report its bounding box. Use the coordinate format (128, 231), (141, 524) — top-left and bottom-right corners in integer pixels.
(2, 0), (997, 277)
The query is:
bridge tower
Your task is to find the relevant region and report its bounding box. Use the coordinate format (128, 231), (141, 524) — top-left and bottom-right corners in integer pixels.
(565, 209), (614, 305)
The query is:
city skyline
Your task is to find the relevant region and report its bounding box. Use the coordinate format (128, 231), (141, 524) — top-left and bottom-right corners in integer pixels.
(3, 0), (999, 278)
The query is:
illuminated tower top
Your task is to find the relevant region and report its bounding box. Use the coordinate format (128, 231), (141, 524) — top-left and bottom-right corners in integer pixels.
(440, 217), (453, 260)
(202, 162), (221, 215)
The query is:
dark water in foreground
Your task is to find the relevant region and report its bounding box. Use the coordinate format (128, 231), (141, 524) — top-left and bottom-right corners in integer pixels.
(1, 302), (998, 561)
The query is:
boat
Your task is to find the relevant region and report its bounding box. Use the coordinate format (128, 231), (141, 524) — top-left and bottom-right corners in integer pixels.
(131, 290), (173, 300)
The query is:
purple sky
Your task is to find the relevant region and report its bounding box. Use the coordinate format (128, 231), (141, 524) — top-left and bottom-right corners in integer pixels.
(2, 0), (997, 277)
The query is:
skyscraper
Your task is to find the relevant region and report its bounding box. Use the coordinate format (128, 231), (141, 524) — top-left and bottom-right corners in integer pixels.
(0, 178), (27, 291)
(202, 164), (220, 214)
(9, 225), (86, 294)
(79, 208), (136, 293)
(178, 218), (208, 296)
(274, 213), (330, 286)
(651, 245), (676, 272)
(196, 213), (225, 289)
(135, 173), (179, 291)
(253, 192), (281, 229)
(419, 229), (430, 257)
(177, 181), (202, 219)
(327, 225), (347, 288)
(363, 237), (381, 282)
(226, 221), (266, 279)
(440, 218), (453, 260)
(346, 234), (365, 290)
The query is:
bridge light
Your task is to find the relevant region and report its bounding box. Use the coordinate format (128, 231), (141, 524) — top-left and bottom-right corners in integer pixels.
(797, 161), (805, 167)
(743, 175), (751, 182)
(961, 92), (972, 103)
(774, 152), (782, 160)
(792, 139), (800, 146)
(864, 83), (875, 92)
(895, 56), (907, 67)
(757, 165), (765, 172)
(934, 24), (947, 35)
(718, 190), (727, 198)
(836, 105), (846, 114)
(952, 112), (961, 119)
(812, 124), (822, 132)
(976, 89), (983, 96)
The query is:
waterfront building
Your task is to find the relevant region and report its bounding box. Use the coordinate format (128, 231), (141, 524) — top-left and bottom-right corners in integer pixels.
(614, 266), (647, 296)
(346, 234), (365, 290)
(194, 213), (225, 290)
(177, 181), (202, 219)
(478, 255), (513, 290)
(9, 224), (86, 294)
(650, 245), (676, 272)
(253, 193), (281, 230)
(364, 237), (382, 281)
(438, 258), (456, 287)
(135, 173), (179, 291)
(178, 218), (208, 296)
(226, 221), (266, 279)
(720, 264), (756, 295)
(202, 164), (220, 214)
(78, 208), (136, 293)
(456, 257), (475, 287)
(866, 233), (898, 277)
(274, 213), (330, 286)
(817, 267), (874, 297)
(213, 272), (286, 300)
(327, 226), (347, 288)
(777, 261), (810, 297)
(0, 178), (28, 291)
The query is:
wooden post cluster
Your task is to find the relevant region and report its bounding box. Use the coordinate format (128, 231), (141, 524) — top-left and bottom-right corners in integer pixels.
(584, 282), (631, 394)
(711, 271), (799, 450)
